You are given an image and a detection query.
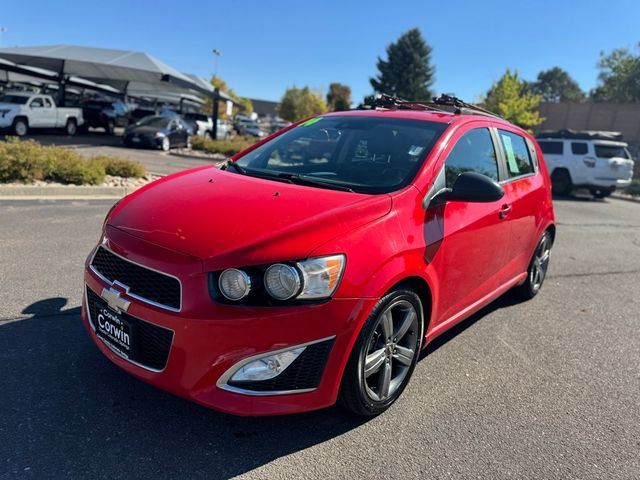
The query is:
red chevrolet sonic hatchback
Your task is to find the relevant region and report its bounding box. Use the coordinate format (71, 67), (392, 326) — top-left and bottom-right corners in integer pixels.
(83, 96), (555, 416)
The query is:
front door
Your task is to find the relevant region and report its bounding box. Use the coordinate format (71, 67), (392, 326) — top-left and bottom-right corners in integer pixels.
(426, 126), (511, 328)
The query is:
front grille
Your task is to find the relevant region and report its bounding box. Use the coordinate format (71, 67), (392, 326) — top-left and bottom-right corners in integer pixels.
(227, 338), (335, 392)
(91, 246), (181, 311)
(86, 287), (173, 371)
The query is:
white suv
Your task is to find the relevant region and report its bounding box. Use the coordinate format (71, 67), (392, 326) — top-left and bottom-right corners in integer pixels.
(536, 130), (635, 198)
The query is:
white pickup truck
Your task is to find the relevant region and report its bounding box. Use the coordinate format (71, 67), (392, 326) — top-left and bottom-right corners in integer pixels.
(0, 92), (84, 136)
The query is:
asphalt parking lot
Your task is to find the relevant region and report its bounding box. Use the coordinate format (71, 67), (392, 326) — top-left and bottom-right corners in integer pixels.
(0, 196), (639, 479)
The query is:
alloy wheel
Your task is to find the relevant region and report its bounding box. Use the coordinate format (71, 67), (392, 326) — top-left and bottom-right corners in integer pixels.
(530, 235), (551, 292)
(14, 120), (27, 136)
(362, 299), (419, 402)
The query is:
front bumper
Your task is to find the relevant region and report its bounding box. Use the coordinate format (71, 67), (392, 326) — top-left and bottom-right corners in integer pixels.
(0, 116), (15, 129)
(82, 227), (375, 416)
(123, 133), (163, 149)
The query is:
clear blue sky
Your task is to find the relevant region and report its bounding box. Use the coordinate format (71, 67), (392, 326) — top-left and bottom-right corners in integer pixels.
(3, 0), (639, 103)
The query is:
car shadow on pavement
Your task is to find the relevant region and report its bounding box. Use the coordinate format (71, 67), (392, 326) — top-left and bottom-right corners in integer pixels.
(0, 297), (368, 479)
(420, 291), (526, 360)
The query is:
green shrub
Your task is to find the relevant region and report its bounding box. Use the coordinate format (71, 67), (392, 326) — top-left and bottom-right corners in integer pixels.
(93, 156), (145, 178)
(627, 179), (640, 197)
(191, 135), (255, 156)
(46, 149), (104, 185)
(0, 138), (53, 183)
(0, 138), (146, 185)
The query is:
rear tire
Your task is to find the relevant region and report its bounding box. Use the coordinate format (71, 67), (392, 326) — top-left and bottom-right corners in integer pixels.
(65, 119), (77, 136)
(515, 231), (552, 300)
(338, 287), (423, 416)
(551, 169), (572, 196)
(591, 188), (611, 199)
(13, 118), (28, 136)
(105, 119), (115, 135)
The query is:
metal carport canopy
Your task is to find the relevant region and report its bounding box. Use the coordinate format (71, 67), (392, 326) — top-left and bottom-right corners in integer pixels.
(0, 44), (208, 95)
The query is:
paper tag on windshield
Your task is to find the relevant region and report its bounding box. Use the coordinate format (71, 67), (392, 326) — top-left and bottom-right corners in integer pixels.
(501, 134), (519, 174)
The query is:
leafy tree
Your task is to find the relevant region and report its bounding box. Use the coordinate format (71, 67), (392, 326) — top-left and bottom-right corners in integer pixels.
(531, 67), (585, 102)
(370, 28), (435, 100)
(326, 83), (352, 111)
(278, 86), (327, 122)
(482, 69), (543, 130)
(205, 76), (253, 118)
(590, 46), (640, 102)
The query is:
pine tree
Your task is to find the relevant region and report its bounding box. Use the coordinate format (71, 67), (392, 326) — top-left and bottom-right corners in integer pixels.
(370, 28), (435, 100)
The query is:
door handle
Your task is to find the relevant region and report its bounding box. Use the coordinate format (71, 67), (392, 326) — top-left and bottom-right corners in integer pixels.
(499, 204), (511, 220)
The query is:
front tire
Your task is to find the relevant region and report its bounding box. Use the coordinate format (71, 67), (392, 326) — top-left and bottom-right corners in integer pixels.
(338, 287), (423, 416)
(13, 118), (28, 136)
(161, 137), (170, 151)
(515, 231), (552, 300)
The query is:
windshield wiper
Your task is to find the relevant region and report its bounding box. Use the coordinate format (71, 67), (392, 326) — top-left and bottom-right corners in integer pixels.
(223, 161), (246, 175)
(276, 173), (355, 193)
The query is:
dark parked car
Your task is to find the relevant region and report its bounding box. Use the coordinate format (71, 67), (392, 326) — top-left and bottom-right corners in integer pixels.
(81, 100), (131, 134)
(123, 115), (190, 151)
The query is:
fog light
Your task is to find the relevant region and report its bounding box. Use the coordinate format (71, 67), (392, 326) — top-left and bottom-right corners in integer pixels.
(230, 347), (306, 382)
(219, 268), (251, 301)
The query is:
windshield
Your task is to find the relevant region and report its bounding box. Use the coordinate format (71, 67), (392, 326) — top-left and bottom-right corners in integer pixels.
(233, 116), (447, 193)
(595, 144), (631, 159)
(136, 116), (170, 128)
(0, 95), (29, 105)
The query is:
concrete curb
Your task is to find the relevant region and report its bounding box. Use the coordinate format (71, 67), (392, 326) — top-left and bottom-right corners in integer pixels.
(0, 185), (131, 200)
(611, 193), (640, 203)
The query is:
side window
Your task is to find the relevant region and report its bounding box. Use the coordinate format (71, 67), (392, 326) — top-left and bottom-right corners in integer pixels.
(571, 142), (588, 155)
(30, 98), (43, 108)
(43, 98), (52, 108)
(538, 141), (563, 155)
(498, 130), (534, 179)
(444, 128), (498, 188)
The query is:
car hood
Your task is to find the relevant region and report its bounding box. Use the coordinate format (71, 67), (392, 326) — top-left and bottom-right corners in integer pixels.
(0, 103), (19, 111)
(108, 165), (392, 269)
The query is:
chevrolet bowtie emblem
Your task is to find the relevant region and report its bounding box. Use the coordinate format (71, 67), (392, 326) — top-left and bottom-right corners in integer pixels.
(101, 282), (132, 313)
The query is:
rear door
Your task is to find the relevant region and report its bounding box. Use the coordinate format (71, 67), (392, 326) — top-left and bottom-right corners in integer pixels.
(427, 124), (512, 327)
(494, 127), (546, 282)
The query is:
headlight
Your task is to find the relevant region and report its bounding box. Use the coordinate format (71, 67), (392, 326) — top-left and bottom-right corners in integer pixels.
(155, 131), (166, 138)
(219, 268), (251, 301)
(296, 255), (345, 299)
(214, 254), (345, 303)
(264, 264), (302, 300)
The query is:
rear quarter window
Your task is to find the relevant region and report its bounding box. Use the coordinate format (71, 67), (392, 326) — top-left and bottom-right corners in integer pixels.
(595, 145), (630, 159)
(537, 141), (564, 155)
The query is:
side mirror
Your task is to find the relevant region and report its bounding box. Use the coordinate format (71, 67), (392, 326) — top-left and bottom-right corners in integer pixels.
(429, 172), (504, 206)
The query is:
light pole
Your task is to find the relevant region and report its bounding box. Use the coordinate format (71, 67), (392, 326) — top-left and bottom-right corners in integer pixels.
(211, 48), (222, 141)
(0, 27), (7, 47)
(212, 48), (221, 81)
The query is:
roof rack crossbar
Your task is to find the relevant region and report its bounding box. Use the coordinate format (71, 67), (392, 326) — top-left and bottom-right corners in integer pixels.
(363, 93), (502, 119)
